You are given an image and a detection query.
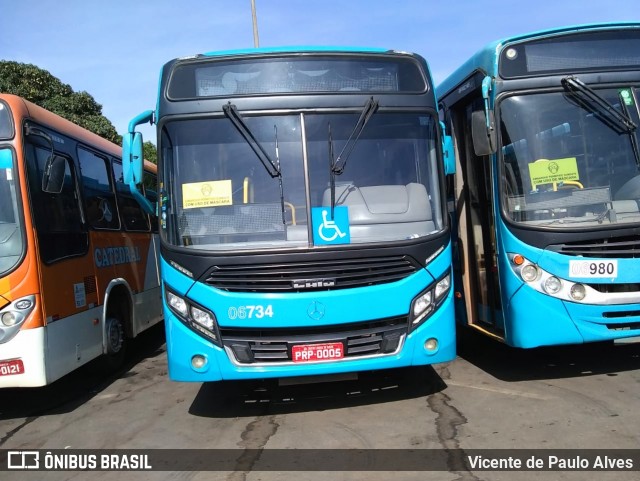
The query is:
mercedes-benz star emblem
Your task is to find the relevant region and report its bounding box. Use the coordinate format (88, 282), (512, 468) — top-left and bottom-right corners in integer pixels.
(307, 301), (326, 320)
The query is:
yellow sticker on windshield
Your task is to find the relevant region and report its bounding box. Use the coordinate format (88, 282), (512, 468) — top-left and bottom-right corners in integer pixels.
(528, 157), (579, 190)
(182, 180), (233, 209)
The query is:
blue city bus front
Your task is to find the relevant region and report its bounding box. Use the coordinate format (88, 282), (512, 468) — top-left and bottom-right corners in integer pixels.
(126, 49), (456, 381)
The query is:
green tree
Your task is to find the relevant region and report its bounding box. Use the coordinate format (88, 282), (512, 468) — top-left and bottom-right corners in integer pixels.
(0, 60), (157, 163)
(143, 141), (157, 164)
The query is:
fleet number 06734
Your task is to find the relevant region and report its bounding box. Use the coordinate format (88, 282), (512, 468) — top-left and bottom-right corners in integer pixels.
(227, 305), (274, 320)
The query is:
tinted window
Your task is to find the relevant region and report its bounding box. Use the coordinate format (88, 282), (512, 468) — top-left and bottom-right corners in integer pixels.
(78, 148), (120, 230)
(113, 161), (150, 231)
(28, 144), (87, 263)
(143, 171), (158, 233)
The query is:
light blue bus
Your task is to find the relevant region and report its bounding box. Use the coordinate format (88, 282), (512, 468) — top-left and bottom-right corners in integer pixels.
(123, 47), (456, 382)
(437, 23), (640, 348)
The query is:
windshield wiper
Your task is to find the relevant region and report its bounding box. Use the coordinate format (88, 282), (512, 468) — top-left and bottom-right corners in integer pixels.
(328, 122), (337, 218)
(561, 76), (637, 133)
(223, 103), (281, 178)
(331, 96), (379, 175)
(274, 125), (286, 225)
(618, 91), (640, 169)
(562, 76), (640, 169)
(223, 103), (286, 225)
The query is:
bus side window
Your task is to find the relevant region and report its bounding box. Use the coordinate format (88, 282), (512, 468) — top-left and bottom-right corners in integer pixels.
(28, 145), (87, 263)
(78, 148), (120, 230)
(143, 171), (158, 233)
(113, 160), (151, 232)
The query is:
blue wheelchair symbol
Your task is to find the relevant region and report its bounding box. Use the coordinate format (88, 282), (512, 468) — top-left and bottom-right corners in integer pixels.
(312, 207), (350, 245)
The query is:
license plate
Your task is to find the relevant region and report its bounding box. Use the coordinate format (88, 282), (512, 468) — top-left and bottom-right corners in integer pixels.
(0, 359), (24, 377)
(291, 342), (344, 363)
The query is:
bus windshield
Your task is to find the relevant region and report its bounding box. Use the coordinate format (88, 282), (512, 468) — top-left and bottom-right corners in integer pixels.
(161, 111), (443, 250)
(0, 149), (23, 276)
(500, 87), (640, 228)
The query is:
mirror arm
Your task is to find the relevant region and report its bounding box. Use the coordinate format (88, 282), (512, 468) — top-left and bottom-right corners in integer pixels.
(128, 110), (154, 133)
(129, 182), (155, 216)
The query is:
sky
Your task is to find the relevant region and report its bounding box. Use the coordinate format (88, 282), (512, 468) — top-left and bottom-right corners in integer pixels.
(2, 0), (638, 143)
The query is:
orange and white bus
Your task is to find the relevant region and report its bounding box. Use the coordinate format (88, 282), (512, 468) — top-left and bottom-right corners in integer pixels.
(0, 94), (162, 387)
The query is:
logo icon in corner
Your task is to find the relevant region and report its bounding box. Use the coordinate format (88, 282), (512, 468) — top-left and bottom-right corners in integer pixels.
(7, 451), (40, 470)
(307, 301), (326, 321)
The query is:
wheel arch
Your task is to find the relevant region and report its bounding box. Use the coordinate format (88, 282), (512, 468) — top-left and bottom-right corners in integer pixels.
(102, 278), (134, 354)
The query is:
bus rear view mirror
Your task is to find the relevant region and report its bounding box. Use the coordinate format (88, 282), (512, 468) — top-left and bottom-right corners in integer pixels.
(42, 155), (66, 194)
(443, 135), (456, 175)
(471, 110), (496, 156)
(122, 131), (144, 185)
(0, 149), (11, 169)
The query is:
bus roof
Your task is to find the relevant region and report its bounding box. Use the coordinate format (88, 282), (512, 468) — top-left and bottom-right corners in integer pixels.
(195, 46), (390, 59)
(0, 93), (156, 173)
(437, 22), (640, 98)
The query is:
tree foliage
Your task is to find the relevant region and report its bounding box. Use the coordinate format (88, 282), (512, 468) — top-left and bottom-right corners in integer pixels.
(0, 60), (157, 163)
(143, 141), (157, 164)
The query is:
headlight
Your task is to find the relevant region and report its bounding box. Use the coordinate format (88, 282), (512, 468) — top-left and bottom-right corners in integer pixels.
(165, 286), (220, 345)
(409, 272), (451, 331)
(166, 291), (188, 317)
(0, 295), (36, 327)
(413, 291), (433, 320)
(543, 276), (562, 295)
(521, 264), (539, 282)
(570, 283), (586, 301)
(0, 295), (37, 343)
(190, 305), (216, 330)
(1, 311), (21, 327)
(435, 274), (451, 302)
(510, 254), (591, 303)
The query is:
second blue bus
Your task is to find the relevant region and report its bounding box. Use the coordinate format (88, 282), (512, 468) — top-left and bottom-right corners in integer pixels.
(437, 23), (640, 348)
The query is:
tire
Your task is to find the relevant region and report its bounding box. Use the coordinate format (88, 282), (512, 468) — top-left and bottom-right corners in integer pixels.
(101, 316), (127, 371)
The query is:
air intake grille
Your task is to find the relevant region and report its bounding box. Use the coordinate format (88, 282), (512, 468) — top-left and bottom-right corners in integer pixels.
(221, 317), (408, 364)
(205, 255), (420, 292)
(547, 236), (640, 258)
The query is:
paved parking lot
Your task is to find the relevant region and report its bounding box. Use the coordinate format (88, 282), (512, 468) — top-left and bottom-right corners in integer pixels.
(1, 325), (639, 480)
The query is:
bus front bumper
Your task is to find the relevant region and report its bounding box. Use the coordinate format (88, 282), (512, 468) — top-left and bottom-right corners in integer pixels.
(164, 292), (455, 383)
(506, 287), (640, 348)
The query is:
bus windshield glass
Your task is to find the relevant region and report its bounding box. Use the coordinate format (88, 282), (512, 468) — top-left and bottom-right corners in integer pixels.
(0, 149), (23, 276)
(500, 87), (640, 228)
(161, 112), (443, 250)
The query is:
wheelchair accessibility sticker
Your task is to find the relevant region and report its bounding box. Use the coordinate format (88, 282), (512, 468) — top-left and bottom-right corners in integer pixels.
(312, 207), (350, 245)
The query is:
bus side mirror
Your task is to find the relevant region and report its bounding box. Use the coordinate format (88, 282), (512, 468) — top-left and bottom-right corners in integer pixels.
(0, 149), (11, 169)
(123, 131), (144, 185)
(122, 110), (155, 215)
(443, 135), (456, 175)
(42, 155), (66, 194)
(439, 121), (456, 175)
(471, 109), (497, 156)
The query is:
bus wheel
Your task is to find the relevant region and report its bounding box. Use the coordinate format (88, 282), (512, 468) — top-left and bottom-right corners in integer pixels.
(102, 316), (127, 370)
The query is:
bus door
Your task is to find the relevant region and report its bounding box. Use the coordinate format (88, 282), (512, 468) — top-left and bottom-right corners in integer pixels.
(450, 98), (503, 335)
